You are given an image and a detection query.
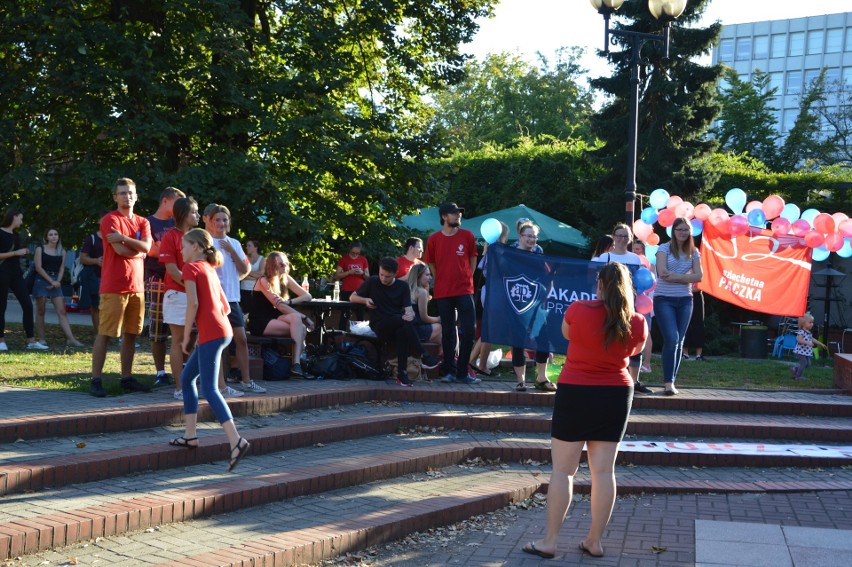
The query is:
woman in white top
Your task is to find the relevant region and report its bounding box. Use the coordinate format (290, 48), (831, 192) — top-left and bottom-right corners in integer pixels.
(240, 240), (264, 315)
(654, 217), (702, 395)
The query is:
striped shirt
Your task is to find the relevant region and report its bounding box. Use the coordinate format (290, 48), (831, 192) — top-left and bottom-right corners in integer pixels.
(655, 242), (699, 298)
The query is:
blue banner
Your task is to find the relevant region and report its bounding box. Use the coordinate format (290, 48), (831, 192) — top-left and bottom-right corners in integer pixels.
(481, 244), (640, 353)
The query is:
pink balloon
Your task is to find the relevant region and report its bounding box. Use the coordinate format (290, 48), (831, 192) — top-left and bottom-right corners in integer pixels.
(728, 215), (750, 236)
(832, 212), (849, 226)
(791, 219), (811, 237)
(675, 201), (694, 219)
(633, 220), (653, 241)
(647, 232), (660, 245)
(745, 200), (762, 213)
(762, 195), (785, 220)
(708, 208), (728, 226)
(825, 232), (844, 252)
(804, 231), (824, 249)
(635, 294), (653, 315)
(666, 195), (683, 210)
(771, 217), (791, 236)
(813, 213), (835, 235)
(694, 203), (712, 221)
(840, 219), (852, 238)
(657, 208), (676, 228)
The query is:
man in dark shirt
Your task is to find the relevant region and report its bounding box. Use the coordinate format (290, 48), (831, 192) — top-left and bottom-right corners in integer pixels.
(351, 257), (439, 386)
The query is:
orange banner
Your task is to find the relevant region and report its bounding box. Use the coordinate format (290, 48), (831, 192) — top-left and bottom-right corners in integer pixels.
(695, 223), (812, 317)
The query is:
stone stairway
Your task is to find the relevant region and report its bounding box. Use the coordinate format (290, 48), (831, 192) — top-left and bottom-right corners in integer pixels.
(1, 380), (850, 566)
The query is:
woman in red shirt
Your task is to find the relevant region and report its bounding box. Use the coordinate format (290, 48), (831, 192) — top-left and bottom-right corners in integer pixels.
(169, 228), (250, 472)
(522, 262), (646, 560)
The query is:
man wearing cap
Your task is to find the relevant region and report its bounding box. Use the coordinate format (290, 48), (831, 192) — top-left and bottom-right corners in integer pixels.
(423, 202), (481, 384)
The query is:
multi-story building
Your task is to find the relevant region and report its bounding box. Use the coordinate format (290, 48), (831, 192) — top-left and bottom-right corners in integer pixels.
(711, 11), (852, 140)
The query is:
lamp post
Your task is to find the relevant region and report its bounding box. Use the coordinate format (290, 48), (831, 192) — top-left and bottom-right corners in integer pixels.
(589, 0), (686, 226)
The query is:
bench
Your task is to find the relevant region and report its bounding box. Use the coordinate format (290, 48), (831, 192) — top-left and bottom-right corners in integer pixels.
(246, 335), (295, 380)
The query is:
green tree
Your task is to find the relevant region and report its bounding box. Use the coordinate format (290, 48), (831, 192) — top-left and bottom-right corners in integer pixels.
(0, 0), (495, 274)
(431, 49), (595, 150)
(588, 0), (722, 229)
(713, 68), (780, 167)
(776, 69), (839, 171)
(815, 76), (852, 164)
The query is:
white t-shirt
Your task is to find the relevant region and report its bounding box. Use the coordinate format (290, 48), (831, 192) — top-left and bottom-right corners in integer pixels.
(212, 236), (247, 302)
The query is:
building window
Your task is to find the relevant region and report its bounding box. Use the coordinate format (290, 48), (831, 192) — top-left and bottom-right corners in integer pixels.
(786, 70), (802, 95)
(804, 69), (821, 89)
(753, 35), (769, 59)
(783, 109), (798, 133)
(824, 68), (840, 87)
(768, 72), (784, 97)
(842, 67), (852, 87)
(771, 34), (787, 58)
(735, 37), (752, 61)
(846, 28), (852, 52)
(826, 29), (842, 53)
(789, 32), (805, 56)
(718, 38), (734, 62)
(807, 30), (824, 55)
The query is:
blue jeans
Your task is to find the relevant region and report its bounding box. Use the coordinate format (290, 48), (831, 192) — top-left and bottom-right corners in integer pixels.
(181, 336), (233, 424)
(654, 296), (693, 384)
(436, 294), (476, 379)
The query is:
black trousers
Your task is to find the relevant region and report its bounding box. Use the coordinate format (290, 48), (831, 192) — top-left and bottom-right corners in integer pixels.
(0, 270), (34, 338)
(436, 294), (476, 379)
(372, 316), (425, 378)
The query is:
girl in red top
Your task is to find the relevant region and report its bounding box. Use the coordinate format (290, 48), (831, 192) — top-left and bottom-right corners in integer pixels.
(169, 228), (250, 472)
(522, 263), (646, 560)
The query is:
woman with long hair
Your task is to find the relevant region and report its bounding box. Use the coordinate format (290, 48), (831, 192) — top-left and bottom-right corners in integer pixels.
(591, 235), (614, 258)
(654, 216), (702, 395)
(248, 251), (314, 377)
(0, 207), (45, 350)
(169, 228), (250, 471)
(406, 263), (442, 345)
(33, 228), (84, 347)
(521, 262), (646, 560)
(239, 239), (264, 315)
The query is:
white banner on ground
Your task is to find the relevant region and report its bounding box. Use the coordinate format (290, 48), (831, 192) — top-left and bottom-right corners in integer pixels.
(619, 440), (852, 459)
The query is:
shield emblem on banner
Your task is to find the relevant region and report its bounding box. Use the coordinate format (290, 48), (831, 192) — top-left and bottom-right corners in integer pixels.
(504, 275), (542, 315)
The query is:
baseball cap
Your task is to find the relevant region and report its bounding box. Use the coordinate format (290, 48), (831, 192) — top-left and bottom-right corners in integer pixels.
(438, 202), (465, 217)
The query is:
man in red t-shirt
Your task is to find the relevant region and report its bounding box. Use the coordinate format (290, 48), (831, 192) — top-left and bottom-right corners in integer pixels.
(423, 202), (480, 384)
(90, 178), (153, 397)
(332, 240), (370, 301)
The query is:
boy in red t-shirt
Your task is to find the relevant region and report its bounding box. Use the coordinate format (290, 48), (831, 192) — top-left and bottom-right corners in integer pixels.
(423, 203), (480, 384)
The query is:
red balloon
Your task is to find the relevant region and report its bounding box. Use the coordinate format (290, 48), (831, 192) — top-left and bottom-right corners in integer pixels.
(791, 219), (811, 237)
(728, 214), (750, 236)
(804, 231), (824, 249)
(647, 232), (660, 245)
(694, 203), (712, 220)
(666, 195), (683, 210)
(762, 195), (785, 220)
(840, 219), (852, 238)
(813, 213), (835, 234)
(635, 294), (653, 315)
(745, 200), (762, 213)
(825, 232), (844, 252)
(771, 217), (791, 236)
(657, 208), (676, 227)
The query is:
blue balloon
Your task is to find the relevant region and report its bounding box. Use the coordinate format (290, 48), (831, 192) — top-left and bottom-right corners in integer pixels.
(633, 267), (655, 293)
(640, 207), (659, 225)
(645, 245), (659, 264)
(837, 239), (852, 258)
(725, 188), (747, 215)
(747, 208), (767, 228)
(649, 188), (670, 210)
(780, 203), (800, 222)
(812, 246), (830, 262)
(665, 225), (672, 238)
(800, 208), (820, 228)
(690, 218), (704, 236)
(480, 218), (502, 244)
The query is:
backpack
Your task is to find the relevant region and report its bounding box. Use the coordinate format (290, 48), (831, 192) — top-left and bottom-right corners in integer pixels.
(261, 346), (291, 380)
(70, 235), (94, 287)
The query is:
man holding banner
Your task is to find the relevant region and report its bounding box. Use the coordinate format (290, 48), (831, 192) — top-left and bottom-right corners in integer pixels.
(424, 202), (481, 384)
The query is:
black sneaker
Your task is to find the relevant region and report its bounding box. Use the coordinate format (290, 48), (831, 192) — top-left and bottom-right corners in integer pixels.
(152, 373), (172, 388)
(695, 355), (706, 362)
(90, 379), (106, 398)
(120, 377), (151, 393)
(634, 382), (654, 394)
(421, 353), (440, 370)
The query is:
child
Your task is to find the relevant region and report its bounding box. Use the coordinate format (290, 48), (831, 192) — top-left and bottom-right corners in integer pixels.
(791, 313), (827, 381)
(168, 228), (250, 471)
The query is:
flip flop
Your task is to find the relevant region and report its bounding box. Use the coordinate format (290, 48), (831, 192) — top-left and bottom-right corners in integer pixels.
(169, 436), (198, 449)
(469, 363), (492, 377)
(522, 542), (555, 559)
(579, 542), (604, 558)
(534, 379), (557, 392)
(228, 438), (251, 472)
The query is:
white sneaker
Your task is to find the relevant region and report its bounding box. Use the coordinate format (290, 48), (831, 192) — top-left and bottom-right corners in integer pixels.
(0, 342), (8, 351)
(236, 380), (267, 394)
(173, 390), (183, 401)
(220, 386), (245, 398)
(26, 341), (49, 351)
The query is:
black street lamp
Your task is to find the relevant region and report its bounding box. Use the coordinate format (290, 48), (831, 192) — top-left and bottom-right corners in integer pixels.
(589, 0), (687, 226)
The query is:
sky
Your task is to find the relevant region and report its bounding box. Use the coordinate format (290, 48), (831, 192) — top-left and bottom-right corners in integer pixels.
(463, 0), (849, 79)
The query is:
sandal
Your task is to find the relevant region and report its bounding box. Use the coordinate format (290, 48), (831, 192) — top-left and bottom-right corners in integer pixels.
(469, 363), (493, 377)
(515, 382), (527, 392)
(534, 379), (557, 392)
(169, 436), (198, 449)
(228, 437), (251, 472)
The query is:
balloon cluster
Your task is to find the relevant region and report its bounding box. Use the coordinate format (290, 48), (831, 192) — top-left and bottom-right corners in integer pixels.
(633, 188), (852, 263)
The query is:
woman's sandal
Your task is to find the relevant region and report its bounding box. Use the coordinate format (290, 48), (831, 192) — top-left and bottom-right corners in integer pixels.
(469, 363), (493, 377)
(169, 436), (198, 449)
(534, 379), (557, 392)
(515, 382), (527, 392)
(228, 438), (251, 472)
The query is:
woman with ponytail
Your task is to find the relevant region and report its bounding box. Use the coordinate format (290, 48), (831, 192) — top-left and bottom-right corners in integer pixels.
(169, 228), (250, 472)
(521, 262), (646, 560)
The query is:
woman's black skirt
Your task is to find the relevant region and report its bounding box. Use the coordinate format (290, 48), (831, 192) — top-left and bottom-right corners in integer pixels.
(551, 383), (634, 443)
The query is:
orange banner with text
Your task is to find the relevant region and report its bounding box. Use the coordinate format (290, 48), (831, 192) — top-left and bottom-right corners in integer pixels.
(695, 223), (812, 317)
